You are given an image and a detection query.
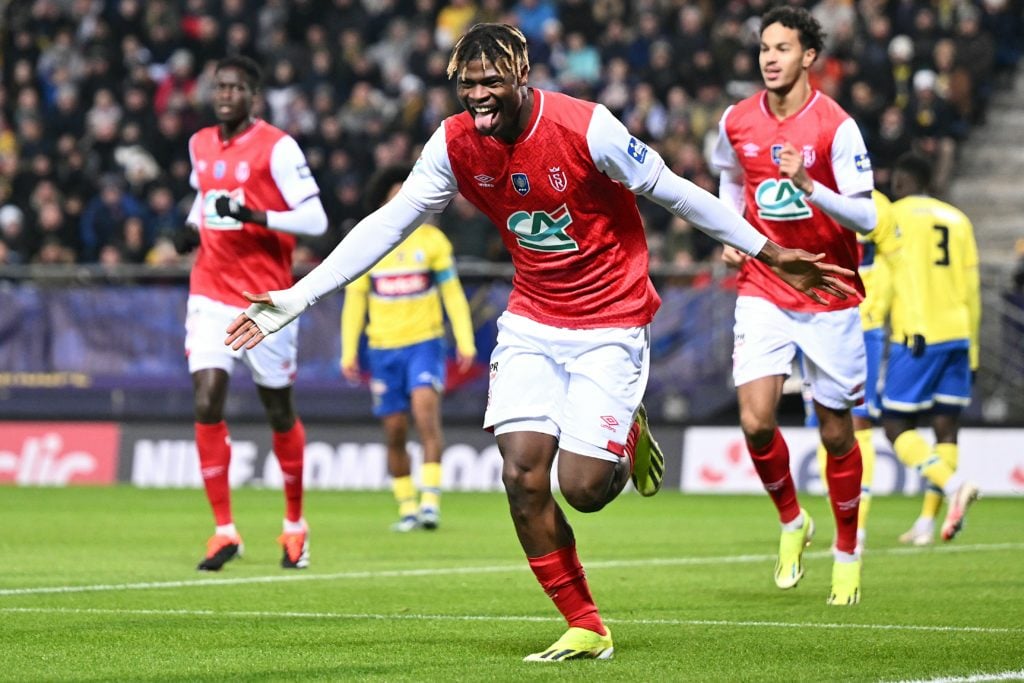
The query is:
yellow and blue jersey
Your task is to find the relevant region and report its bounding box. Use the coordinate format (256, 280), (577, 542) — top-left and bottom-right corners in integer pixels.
(888, 194), (980, 369)
(341, 224), (476, 364)
(858, 191), (901, 332)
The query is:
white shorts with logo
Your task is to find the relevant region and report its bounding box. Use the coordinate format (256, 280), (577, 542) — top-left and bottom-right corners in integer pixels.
(732, 295), (865, 410)
(185, 294), (298, 389)
(484, 312), (650, 463)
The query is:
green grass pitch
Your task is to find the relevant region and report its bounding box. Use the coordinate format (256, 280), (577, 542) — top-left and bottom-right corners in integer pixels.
(1, 486), (1022, 682)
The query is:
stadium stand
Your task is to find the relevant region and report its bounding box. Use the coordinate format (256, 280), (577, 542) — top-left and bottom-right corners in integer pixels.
(1, 1), (1022, 425)
(1, 0), (1020, 267)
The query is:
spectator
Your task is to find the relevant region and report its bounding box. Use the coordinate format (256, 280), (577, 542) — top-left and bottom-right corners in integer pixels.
(0, 205), (32, 264)
(512, 0), (557, 43)
(34, 200), (79, 261)
(906, 69), (957, 195)
(953, 6), (997, 124)
(154, 49), (197, 116)
(78, 175), (145, 262)
(0, 0), (1010, 267)
(561, 31), (602, 91)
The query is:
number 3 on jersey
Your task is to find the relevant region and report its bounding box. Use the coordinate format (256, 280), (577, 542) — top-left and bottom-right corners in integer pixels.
(506, 204), (579, 252)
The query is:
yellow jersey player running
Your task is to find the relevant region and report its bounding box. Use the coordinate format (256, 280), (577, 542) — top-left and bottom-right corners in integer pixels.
(882, 152), (981, 545)
(341, 165), (477, 533)
(804, 189), (907, 554)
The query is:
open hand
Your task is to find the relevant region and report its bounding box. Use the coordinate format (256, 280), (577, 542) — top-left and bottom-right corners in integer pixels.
(769, 248), (857, 305)
(225, 291), (274, 350)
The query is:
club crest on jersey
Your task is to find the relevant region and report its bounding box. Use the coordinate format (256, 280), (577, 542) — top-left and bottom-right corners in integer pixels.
(770, 144), (783, 165)
(214, 160), (226, 179)
(548, 167), (567, 192)
(235, 161), (250, 182)
(511, 173), (530, 196)
(627, 137), (648, 163)
(801, 145), (816, 168)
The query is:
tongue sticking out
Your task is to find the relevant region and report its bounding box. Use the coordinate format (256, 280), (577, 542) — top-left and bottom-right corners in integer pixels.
(474, 110), (498, 133)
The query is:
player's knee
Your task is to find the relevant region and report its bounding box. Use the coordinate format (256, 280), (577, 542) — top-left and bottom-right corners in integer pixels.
(738, 409), (775, 445)
(501, 460), (547, 501)
(193, 396), (223, 423)
(266, 411), (294, 432)
(560, 482), (607, 514)
(820, 425), (854, 455)
(882, 421), (905, 445)
(741, 421), (776, 449)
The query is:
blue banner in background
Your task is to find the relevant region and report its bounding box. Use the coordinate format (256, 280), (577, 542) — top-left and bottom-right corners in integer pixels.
(0, 282), (737, 423)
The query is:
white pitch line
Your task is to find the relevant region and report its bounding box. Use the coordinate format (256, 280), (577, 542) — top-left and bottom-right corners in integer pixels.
(886, 670), (1024, 683)
(1, 542), (1021, 597)
(2, 607), (1023, 636)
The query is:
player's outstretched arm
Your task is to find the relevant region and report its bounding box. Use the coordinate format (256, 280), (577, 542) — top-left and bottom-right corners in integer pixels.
(225, 192), (437, 352)
(754, 241), (857, 305)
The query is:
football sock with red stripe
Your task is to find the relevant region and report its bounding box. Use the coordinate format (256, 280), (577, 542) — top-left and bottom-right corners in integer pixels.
(528, 545), (607, 636)
(826, 441), (863, 555)
(273, 418), (306, 524)
(747, 428), (801, 524)
(195, 421), (233, 526)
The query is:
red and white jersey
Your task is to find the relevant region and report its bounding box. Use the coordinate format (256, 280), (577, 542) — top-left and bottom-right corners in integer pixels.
(712, 90), (873, 312)
(402, 88), (661, 329)
(188, 119), (320, 307)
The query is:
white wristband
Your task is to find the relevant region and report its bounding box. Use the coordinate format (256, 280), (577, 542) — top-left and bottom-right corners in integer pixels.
(245, 286), (311, 336)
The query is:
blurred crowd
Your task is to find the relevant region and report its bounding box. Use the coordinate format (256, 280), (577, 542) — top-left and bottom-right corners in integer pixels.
(1, 0), (1021, 270)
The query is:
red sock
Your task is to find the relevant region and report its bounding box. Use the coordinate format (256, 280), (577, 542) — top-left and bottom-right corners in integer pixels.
(747, 428), (801, 524)
(273, 418), (306, 523)
(195, 421), (232, 526)
(528, 545), (606, 636)
(826, 441), (863, 554)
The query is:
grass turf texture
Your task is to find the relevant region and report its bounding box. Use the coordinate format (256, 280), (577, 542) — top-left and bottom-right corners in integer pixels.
(1, 487), (1022, 682)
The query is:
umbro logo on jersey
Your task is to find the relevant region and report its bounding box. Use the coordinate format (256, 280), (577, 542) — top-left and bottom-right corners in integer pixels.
(475, 174), (494, 187)
(600, 415), (620, 431)
(742, 143), (760, 157)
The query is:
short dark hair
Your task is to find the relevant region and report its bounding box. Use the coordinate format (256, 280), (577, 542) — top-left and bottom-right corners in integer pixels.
(894, 152), (933, 190)
(215, 55), (262, 90)
(447, 23), (530, 81)
(364, 164), (412, 213)
(760, 6), (826, 55)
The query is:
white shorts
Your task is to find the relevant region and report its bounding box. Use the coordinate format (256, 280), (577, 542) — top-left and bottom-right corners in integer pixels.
(184, 294), (298, 389)
(484, 312), (650, 462)
(732, 296), (865, 410)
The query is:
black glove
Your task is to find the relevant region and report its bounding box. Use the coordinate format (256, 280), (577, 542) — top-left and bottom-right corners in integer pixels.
(172, 226), (201, 255)
(214, 195), (255, 223)
(905, 334), (926, 357)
